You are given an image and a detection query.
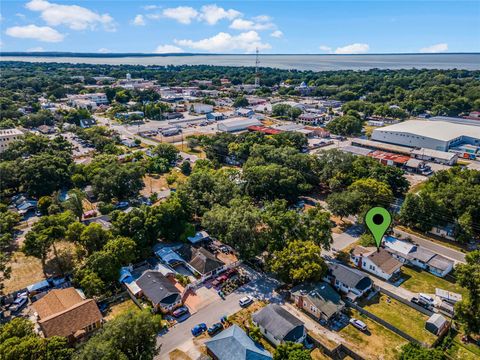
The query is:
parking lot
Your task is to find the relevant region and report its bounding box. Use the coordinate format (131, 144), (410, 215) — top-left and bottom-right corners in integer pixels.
(155, 265), (281, 359)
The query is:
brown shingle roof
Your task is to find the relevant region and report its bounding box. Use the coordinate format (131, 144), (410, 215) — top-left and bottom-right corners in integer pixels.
(39, 299), (103, 338)
(33, 288), (84, 319)
(368, 248), (403, 274)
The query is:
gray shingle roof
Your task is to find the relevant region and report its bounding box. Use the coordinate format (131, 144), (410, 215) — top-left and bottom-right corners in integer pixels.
(252, 304), (304, 342)
(205, 325), (272, 360)
(291, 282), (344, 319)
(328, 263), (372, 291)
(136, 270), (180, 307)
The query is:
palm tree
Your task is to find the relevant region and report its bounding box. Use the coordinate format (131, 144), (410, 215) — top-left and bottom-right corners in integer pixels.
(65, 189), (85, 221)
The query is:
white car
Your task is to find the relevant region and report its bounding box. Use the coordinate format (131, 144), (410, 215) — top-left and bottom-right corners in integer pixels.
(349, 318), (368, 331)
(239, 296), (254, 307)
(10, 296), (28, 313)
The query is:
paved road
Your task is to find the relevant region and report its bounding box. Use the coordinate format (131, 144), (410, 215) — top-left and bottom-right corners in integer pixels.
(155, 268), (280, 359)
(394, 228), (466, 264)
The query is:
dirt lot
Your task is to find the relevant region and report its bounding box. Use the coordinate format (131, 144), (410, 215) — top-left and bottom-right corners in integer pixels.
(141, 174), (169, 198)
(3, 241), (76, 294)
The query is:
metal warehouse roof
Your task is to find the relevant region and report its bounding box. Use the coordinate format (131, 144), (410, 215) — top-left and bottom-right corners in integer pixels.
(373, 120), (480, 142)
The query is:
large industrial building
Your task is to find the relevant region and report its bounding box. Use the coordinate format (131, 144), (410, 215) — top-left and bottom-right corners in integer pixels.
(371, 120), (480, 151)
(217, 117), (261, 132)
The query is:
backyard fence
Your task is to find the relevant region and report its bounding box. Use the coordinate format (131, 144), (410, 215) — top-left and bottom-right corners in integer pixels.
(346, 300), (427, 347)
(308, 333), (365, 360)
(379, 287), (434, 317)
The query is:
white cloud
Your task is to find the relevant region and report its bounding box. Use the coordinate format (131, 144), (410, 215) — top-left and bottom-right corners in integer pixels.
(419, 43), (448, 53)
(253, 15), (272, 22)
(154, 44), (184, 53)
(270, 30), (283, 38)
(319, 45), (332, 52)
(230, 18), (274, 31)
(6, 24), (64, 42)
(200, 4), (241, 25)
(334, 43), (369, 54)
(25, 0), (116, 31)
(132, 14), (145, 26)
(162, 6), (198, 24)
(16, 13), (27, 19)
(27, 46), (44, 51)
(143, 5), (160, 11)
(97, 48), (110, 53)
(175, 31), (271, 53)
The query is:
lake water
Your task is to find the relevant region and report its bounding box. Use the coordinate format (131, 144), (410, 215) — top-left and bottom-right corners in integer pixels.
(1, 54), (479, 71)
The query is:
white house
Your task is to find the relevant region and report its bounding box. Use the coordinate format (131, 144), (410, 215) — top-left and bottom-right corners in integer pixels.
(252, 304), (306, 346)
(383, 236), (454, 278)
(351, 246), (403, 281)
(325, 263), (373, 301)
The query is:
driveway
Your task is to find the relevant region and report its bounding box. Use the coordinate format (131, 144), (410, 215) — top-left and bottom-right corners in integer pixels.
(324, 225), (363, 257)
(155, 266), (280, 359)
(394, 228), (466, 264)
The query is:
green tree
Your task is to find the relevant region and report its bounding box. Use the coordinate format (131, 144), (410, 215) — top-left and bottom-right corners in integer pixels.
(202, 197), (263, 258)
(180, 161), (192, 175)
(79, 223), (112, 255)
(64, 189), (85, 221)
(299, 206), (333, 250)
(20, 153), (72, 197)
(152, 143), (179, 164)
(455, 250), (480, 335)
(0, 318), (73, 360)
(22, 211), (75, 272)
(398, 343), (444, 360)
(273, 342), (311, 360)
(233, 96), (249, 108)
(326, 115), (363, 136)
(75, 309), (162, 360)
(269, 240), (327, 284)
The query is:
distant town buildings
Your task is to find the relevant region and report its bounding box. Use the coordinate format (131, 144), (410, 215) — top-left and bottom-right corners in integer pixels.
(0, 128), (23, 153)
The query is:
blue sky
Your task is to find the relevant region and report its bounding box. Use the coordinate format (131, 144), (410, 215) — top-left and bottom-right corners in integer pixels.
(1, 1), (479, 54)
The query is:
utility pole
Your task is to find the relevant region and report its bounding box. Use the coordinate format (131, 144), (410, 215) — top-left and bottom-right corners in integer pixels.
(255, 47), (260, 88)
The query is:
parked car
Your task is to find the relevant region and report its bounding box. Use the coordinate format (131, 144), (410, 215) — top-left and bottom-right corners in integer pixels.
(10, 296), (28, 313)
(191, 323), (207, 337)
(411, 297), (433, 310)
(419, 293), (435, 305)
(212, 275), (228, 287)
(173, 306), (189, 318)
(207, 322), (223, 336)
(349, 318), (368, 331)
(239, 296), (254, 307)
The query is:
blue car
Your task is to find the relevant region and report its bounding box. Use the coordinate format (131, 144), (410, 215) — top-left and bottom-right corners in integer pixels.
(191, 323), (207, 337)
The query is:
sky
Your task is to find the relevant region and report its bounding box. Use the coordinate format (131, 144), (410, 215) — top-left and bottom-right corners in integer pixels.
(1, 1), (479, 54)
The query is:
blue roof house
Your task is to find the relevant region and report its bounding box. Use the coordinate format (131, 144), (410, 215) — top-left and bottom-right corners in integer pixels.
(205, 325), (272, 360)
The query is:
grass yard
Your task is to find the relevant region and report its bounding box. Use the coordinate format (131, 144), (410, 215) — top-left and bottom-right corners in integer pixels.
(104, 299), (139, 320)
(340, 309), (407, 360)
(175, 143), (206, 158)
(310, 348), (331, 360)
(445, 332), (480, 360)
(401, 266), (467, 298)
(168, 349), (192, 360)
(360, 294), (437, 345)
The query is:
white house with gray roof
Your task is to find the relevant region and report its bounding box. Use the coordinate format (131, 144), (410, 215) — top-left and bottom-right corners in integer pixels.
(252, 304), (306, 346)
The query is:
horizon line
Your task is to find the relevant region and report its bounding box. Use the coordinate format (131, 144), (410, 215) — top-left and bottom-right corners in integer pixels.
(1, 51), (480, 57)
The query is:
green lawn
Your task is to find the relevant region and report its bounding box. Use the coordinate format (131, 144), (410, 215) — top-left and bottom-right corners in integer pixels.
(400, 266), (468, 298)
(360, 294), (437, 345)
(340, 309), (407, 360)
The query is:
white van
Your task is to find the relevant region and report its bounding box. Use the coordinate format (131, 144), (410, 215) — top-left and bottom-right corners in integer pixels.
(419, 293), (435, 305)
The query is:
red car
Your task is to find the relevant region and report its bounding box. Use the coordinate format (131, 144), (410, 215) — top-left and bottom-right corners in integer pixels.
(212, 275), (228, 287)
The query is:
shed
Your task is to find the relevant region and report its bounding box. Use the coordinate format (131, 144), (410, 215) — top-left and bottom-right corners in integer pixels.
(425, 314), (449, 335)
